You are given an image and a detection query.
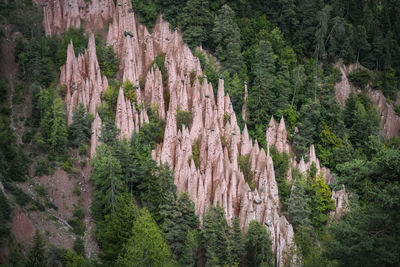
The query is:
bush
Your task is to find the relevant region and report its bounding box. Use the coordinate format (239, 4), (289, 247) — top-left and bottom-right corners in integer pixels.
(177, 108), (192, 131)
(73, 236), (85, 255)
(270, 147), (291, 207)
(68, 218), (85, 236)
(238, 154), (255, 190)
(395, 105), (400, 117)
(348, 70), (371, 89)
(191, 139), (200, 168)
(35, 158), (51, 176)
(123, 80), (137, 103)
(131, 0), (158, 30)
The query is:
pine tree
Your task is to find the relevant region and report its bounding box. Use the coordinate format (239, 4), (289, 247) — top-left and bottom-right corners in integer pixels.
(49, 97), (68, 154)
(179, 229), (200, 267)
(179, 0), (213, 49)
(97, 193), (139, 264)
(90, 145), (125, 219)
(68, 103), (93, 148)
(116, 209), (176, 267)
(161, 192), (199, 258)
(229, 217), (244, 265)
(99, 118), (120, 145)
(244, 220), (274, 267)
(248, 40), (275, 131)
(286, 174), (311, 227)
(201, 205), (231, 266)
(26, 230), (46, 267)
(211, 4), (242, 73)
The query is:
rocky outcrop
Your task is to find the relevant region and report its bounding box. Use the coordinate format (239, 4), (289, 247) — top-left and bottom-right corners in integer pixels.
(46, 1), (350, 265)
(367, 89), (400, 137)
(41, 0), (115, 36)
(335, 62), (400, 137)
(59, 33), (106, 156)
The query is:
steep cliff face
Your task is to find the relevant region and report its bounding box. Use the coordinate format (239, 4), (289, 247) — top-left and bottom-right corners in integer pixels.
(335, 62), (400, 137)
(45, 0), (348, 265)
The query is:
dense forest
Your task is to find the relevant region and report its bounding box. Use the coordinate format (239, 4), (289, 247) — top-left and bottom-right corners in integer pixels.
(0, 0), (399, 266)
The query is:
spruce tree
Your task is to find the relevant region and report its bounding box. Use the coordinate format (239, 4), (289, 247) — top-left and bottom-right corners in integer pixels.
(248, 40), (275, 131)
(244, 220), (274, 267)
(179, 0), (212, 49)
(116, 209), (176, 267)
(26, 230), (46, 267)
(68, 103), (93, 148)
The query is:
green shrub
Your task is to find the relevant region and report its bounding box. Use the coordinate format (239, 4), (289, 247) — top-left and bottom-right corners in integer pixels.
(191, 139), (200, 168)
(270, 147), (291, 208)
(223, 112), (231, 125)
(190, 71), (197, 86)
(34, 184), (47, 198)
(348, 70), (371, 89)
(73, 185), (81, 196)
(238, 154), (255, 190)
(131, 0), (158, 30)
(68, 218), (85, 236)
(123, 80), (137, 103)
(152, 53), (168, 87)
(98, 44), (119, 78)
(395, 105), (400, 117)
(73, 236), (85, 255)
(35, 158), (51, 176)
(177, 108), (192, 131)
(73, 208), (85, 220)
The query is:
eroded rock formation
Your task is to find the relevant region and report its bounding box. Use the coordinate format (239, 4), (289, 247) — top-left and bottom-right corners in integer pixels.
(335, 62), (400, 137)
(46, 0), (349, 265)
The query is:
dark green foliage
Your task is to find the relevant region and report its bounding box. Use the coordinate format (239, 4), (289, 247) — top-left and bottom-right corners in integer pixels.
(191, 138), (200, 168)
(244, 220), (274, 267)
(26, 230), (47, 267)
(237, 154), (255, 190)
(152, 53), (168, 87)
(90, 145), (125, 219)
(131, 0), (158, 30)
(176, 108), (192, 131)
(348, 70), (371, 89)
(201, 204), (231, 267)
(247, 41), (275, 132)
(73, 236), (85, 255)
(270, 147), (291, 206)
(96, 36), (119, 78)
(0, 191), (11, 245)
(295, 224), (333, 267)
(179, 0), (213, 49)
(230, 217), (245, 265)
(68, 207), (85, 236)
(97, 193), (139, 264)
(211, 5), (242, 73)
(55, 27), (88, 68)
(34, 158), (52, 176)
(327, 184), (400, 267)
(34, 86), (68, 154)
(68, 103), (93, 148)
(285, 171), (311, 227)
(99, 118), (120, 145)
(161, 192), (199, 260)
(180, 229), (200, 267)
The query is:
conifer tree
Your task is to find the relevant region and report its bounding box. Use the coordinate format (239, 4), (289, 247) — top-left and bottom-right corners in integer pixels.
(179, 0), (212, 49)
(248, 40), (275, 131)
(26, 230), (46, 267)
(244, 220), (274, 267)
(68, 103), (93, 148)
(116, 209), (176, 267)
